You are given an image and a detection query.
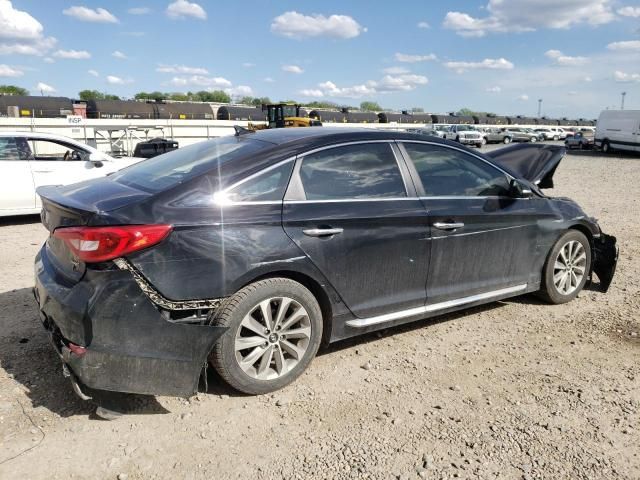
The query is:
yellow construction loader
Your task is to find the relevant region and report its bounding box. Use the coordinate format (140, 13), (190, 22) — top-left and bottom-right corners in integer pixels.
(249, 103), (322, 130)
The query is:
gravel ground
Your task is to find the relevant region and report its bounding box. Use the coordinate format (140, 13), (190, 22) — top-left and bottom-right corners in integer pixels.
(0, 145), (638, 480)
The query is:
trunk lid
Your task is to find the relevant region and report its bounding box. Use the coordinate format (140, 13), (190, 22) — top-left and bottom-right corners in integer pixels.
(38, 177), (153, 283)
(486, 144), (565, 189)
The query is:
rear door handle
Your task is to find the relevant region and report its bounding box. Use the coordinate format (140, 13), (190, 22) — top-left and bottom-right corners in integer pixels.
(433, 222), (464, 230)
(33, 170), (53, 173)
(303, 228), (343, 237)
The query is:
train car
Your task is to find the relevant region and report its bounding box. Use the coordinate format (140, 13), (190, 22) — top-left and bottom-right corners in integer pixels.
(86, 99), (156, 119)
(508, 115), (538, 125)
(155, 102), (215, 120)
(345, 111), (379, 123)
(0, 95), (74, 118)
(430, 114), (456, 124)
(474, 115), (509, 125)
(216, 105), (265, 121)
(378, 112), (410, 123)
(403, 113), (432, 124)
(539, 117), (559, 126)
(308, 110), (348, 123)
(557, 118), (573, 126)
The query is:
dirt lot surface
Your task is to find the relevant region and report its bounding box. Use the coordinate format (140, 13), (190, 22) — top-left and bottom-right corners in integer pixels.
(0, 145), (638, 480)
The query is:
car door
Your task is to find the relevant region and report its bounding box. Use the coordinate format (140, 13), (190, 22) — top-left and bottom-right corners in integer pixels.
(0, 136), (36, 214)
(398, 141), (542, 304)
(282, 141), (430, 319)
(27, 138), (107, 208)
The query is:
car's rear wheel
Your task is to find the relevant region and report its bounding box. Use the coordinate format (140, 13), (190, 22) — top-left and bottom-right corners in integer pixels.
(503, 136), (511, 144)
(208, 278), (323, 394)
(553, 135), (559, 141)
(538, 230), (591, 304)
(530, 136), (537, 143)
(602, 141), (611, 153)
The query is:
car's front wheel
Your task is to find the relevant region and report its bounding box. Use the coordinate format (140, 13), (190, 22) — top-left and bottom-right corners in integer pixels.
(530, 136), (537, 143)
(553, 135), (559, 141)
(538, 230), (591, 304)
(209, 278), (323, 394)
(503, 136), (511, 144)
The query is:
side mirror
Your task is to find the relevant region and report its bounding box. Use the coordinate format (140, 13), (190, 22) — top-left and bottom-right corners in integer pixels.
(509, 178), (533, 198)
(88, 152), (106, 168)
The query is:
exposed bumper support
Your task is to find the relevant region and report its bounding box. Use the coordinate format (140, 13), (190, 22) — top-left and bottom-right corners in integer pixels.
(592, 233), (618, 292)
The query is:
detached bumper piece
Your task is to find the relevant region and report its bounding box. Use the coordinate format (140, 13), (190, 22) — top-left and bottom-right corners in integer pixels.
(34, 248), (227, 398)
(593, 233), (618, 293)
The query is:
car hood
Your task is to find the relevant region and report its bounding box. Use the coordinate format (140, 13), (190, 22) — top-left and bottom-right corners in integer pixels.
(486, 143), (565, 189)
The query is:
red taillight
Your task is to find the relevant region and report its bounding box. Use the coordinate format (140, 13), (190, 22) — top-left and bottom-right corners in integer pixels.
(53, 224), (172, 263)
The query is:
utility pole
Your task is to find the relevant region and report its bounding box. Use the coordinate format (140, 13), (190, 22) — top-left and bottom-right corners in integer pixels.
(621, 92), (626, 110)
(537, 98), (542, 118)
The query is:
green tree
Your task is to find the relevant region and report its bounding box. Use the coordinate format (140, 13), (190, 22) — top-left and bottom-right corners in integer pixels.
(78, 90), (120, 101)
(360, 101), (382, 111)
(0, 85), (29, 96)
(168, 92), (189, 101)
(194, 90), (231, 103)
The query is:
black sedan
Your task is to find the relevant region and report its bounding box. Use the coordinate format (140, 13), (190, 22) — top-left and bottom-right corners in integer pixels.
(34, 129), (618, 399)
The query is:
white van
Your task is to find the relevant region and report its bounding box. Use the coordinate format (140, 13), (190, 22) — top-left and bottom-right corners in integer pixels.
(595, 110), (640, 153)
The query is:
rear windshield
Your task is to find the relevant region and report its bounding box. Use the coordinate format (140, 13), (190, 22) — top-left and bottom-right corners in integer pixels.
(111, 136), (269, 193)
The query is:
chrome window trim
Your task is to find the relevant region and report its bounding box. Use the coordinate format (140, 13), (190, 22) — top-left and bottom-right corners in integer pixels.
(283, 198), (419, 204)
(346, 283), (528, 328)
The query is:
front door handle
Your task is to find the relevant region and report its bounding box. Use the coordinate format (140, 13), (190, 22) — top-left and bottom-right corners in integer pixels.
(433, 222), (464, 230)
(303, 227), (344, 237)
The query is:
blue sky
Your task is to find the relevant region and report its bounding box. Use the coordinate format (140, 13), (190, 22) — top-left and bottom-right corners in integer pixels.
(1, 0), (639, 118)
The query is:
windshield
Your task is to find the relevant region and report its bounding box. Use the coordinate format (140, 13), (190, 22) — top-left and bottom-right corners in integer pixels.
(111, 136), (269, 193)
(456, 125), (475, 131)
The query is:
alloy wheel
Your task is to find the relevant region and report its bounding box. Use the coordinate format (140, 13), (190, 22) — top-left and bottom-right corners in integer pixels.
(234, 297), (311, 380)
(553, 240), (587, 295)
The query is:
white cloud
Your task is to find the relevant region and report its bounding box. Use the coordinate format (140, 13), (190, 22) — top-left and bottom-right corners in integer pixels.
(88, 69), (99, 76)
(157, 64), (207, 74)
(417, 21), (430, 29)
(263, 77), (274, 82)
(106, 75), (132, 85)
(0, 63), (22, 77)
(242, 62), (255, 68)
(518, 94), (529, 101)
(62, 6), (118, 23)
(225, 85), (253, 97)
(166, 0), (206, 20)
(53, 49), (91, 59)
(618, 6), (640, 17)
(271, 11), (365, 39)
(128, 7), (151, 15)
(444, 0), (615, 37)
(0, 1), (56, 56)
(43, 57), (54, 63)
(122, 31), (145, 37)
(111, 50), (127, 59)
(444, 57), (514, 73)
(169, 75), (231, 88)
(486, 86), (501, 92)
(299, 88), (324, 97)
(383, 66), (410, 74)
(544, 49), (589, 66)
(304, 73), (428, 99)
(607, 40), (640, 51)
(613, 70), (640, 82)
(282, 64), (304, 74)
(36, 81), (55, 93)
(584, 76), (592, 82)
(395, 52), (437, 63)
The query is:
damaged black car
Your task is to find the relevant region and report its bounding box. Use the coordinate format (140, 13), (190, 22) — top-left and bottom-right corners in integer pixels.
(33, 128), (618, 399)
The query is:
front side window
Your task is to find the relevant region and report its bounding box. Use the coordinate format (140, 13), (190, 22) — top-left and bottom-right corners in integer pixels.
(28, 139), (87, 161)
(299, 143), (406, 200)
(0, 137), (32, 161)
(403, 143), (510, 197)
(223, 162), (293, 202)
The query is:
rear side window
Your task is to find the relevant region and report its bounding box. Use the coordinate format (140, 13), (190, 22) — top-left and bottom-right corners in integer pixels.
(0, 137), (32, 161)
(403, 143), (510, 197)
(111, 136), (269, 193)
(224, 162), (293, 202)
(299, 143), (406, 200)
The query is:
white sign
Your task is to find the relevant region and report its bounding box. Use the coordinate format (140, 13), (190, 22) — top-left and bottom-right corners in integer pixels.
(66, 115), (84, 125)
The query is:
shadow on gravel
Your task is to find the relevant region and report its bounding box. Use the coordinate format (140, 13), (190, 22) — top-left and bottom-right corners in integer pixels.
(0, 287), (168, 418)
(0, 214), (41, 227)
(565, 149), (640, 159)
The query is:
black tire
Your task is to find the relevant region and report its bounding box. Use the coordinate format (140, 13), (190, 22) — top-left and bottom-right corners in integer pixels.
(208, 278), (323, 395)
(530, 136), (537, 143)
(455, 136), (460, 143)
(503, 136), (511, 144)
(553, 135), (559, 141)
(602, 141), (611, 153)
(537, 230), (592, 305)
(476, 143), (483, 148)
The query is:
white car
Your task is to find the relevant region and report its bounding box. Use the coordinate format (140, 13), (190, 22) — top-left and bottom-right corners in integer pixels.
(0, 131), (141, 217)
(443, 124), (484, 147)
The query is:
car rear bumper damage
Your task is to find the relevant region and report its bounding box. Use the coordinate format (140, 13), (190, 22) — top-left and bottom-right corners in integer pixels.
(592, 233), (618, 293)
(33, 246), (227, 398)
